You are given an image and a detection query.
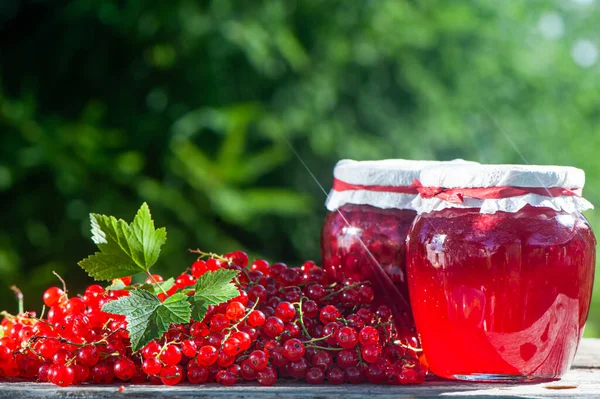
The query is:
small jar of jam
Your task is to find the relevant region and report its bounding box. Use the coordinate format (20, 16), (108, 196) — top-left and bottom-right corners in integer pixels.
(321, 159), (446, 341)
(407, 163), (595, 381)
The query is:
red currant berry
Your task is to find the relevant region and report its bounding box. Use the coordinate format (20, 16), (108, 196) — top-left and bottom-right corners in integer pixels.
(337, 349), (359, 369)
(230, 331), (251, 351)
(247, 285), (267, 303)
(142, 357), (162, 375)
(358, 284), (375, 303)
(191, 260), (208, 278)
(251, 259), (270, 275)
(312, 350), (333, 371)
(257, 366), (277, 386)
(175, 273), (195, 289)
(320, 305), (341, 325)
(160, 364), (183, 386)
(345, 365), (364, 384)
(217, 370), (237, 386)
(206, 258), (224, 271)
(301, 300), (319, 318)
(337, 326), (359, 349)
(361, 344), (382, 363)
(52, 365), (75, 387)
(306, 367), (325, 384)
(145, 274), (164, 284)
(113, 358), (136, 381)
(282, 338), (305, 361)
(247, 310), (266, 327)
(225, 301), (245, 321)
(240, 359), (258, 380)
(141, 341), (161, 359)
(76, 345), (100, 367)
(263, 316), (285, 338)
(327, 367), (344, 385)
(210, 313), (229, 332)
(187, 364), (209, 384)
(248, 350), (268, 371)
(223, 338), (242, 356)
(43, 287), (65, 307)
(181, 339), (197, 358)
(274, 302), (296, 322)
(197, 345), (218, 366)
(217, 350), (235, 368)
(160, 344), (182, 366)
(52, 349), (72, 366)
(225, 251), (249, 267)
(91, 362), (115, 384)
(359, 326), (380, 346)
(289, 357), (309, 379)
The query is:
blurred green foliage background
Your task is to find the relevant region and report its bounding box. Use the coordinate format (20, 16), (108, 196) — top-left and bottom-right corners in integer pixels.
(1, 0), (599, 335)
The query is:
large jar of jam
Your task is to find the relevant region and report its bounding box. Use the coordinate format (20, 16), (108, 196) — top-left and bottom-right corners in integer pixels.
(321, 159), (446, 342)
(407, 163), (595, 381)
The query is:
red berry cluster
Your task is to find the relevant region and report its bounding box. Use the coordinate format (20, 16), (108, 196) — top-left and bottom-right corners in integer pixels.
(0, 251), (427, 386)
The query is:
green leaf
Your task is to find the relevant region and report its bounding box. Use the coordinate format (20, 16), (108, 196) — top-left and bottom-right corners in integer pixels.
(78, 203), (167, 281)
(102, 290), (191, 352)
(189, 269), (239, 322)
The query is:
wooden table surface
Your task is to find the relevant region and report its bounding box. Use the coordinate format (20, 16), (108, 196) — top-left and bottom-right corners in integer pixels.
(1, 338), (599, 399)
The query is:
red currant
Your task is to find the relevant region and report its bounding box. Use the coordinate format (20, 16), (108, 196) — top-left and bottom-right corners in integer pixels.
(113, 358), (136, 381)
(142, 357), (162, 375)
(247, 310), (266, 327)
(160, 344), (182, 366)
(160, 364), (183, 386)
(43, 287), (65, 307)
(282, 338), (305, 361)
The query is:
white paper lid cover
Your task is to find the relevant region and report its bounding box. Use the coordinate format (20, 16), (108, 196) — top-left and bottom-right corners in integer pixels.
(333, 159), (443, 187)
(412, 163), (592, 214)
(326, 159), (475, 211)
(418, 163), (585, 189)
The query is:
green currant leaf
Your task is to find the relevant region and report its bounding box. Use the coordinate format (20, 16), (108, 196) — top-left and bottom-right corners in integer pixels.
(78, 203), (167, 281)
(189, 269), (239, 322)
(102, 290), (190, 352)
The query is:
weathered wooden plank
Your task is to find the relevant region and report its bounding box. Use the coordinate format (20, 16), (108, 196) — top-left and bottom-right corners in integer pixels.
(1, 339), (598, 399)
(1, 371), (599, 399)
(572, 338), (600, 369)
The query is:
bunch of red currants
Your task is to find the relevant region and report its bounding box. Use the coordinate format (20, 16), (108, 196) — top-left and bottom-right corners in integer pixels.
(0, 251), (427, 387)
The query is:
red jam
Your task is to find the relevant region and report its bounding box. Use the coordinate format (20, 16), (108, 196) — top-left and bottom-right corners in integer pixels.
(321, 204), (418, 341)
(406, 206), (596, 381)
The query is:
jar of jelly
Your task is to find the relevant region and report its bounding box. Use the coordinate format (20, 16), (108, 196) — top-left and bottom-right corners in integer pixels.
(321, 159), (447, 341)
(407, 163), (595, 381)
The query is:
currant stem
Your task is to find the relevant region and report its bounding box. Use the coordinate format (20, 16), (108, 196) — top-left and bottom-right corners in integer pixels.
(146, 271), (169, 296)
(10, 285), (24, 315)
(306, 344), (343, 351)
(52, 271), (68, 295)
(320, 282), (362, 301)
(304, 332), (333, 344)
(0, 310), (16, 322)
(393, 340), (423, 353)
(188, 248), (232, 265)
(295, 297), (312, 340)
(223, 298), (260, 341)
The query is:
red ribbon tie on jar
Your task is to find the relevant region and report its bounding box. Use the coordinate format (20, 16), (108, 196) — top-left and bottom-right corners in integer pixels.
(411, 179), (582, 204)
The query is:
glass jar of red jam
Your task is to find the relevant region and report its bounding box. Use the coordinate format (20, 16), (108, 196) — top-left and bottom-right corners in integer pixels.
(321, 159), (447, 342)
(407, 164), (596, 381)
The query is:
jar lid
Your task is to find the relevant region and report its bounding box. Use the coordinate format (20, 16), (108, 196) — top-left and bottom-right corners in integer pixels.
(326, 159), (469, 211)
(418, 163), (585, 189)
(333, 159), (442, 187)
(413, 163), (593, 214)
